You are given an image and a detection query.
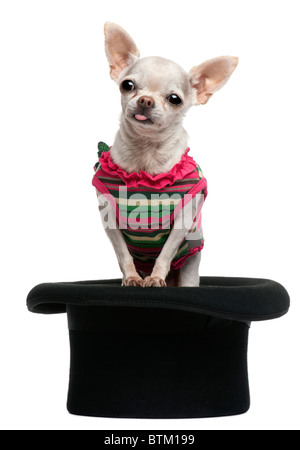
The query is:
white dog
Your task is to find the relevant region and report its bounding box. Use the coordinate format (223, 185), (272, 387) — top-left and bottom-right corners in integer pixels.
(93, 23), (238, 287)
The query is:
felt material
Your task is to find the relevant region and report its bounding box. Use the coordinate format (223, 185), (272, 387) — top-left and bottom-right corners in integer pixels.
(26, 277), (290, 419)
(27, 277), (290, 321)
(67, 306), (250, 419)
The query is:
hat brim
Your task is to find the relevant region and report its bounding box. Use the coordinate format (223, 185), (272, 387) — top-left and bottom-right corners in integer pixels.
(27, 276), (289, 322)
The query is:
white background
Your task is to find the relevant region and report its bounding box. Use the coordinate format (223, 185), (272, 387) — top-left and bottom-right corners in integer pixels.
(1, 0), (299, 430)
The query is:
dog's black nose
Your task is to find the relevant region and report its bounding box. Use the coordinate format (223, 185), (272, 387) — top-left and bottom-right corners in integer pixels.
(138, 96), (155, 108)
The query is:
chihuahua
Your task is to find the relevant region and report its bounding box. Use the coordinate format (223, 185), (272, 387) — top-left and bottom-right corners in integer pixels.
(93, 23), (238, 287)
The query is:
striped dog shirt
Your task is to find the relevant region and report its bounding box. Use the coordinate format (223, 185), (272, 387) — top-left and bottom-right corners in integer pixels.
(92, 142), (207, 272)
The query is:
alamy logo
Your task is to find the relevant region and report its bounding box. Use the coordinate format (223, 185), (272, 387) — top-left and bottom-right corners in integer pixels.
(98, 187), (204, 238)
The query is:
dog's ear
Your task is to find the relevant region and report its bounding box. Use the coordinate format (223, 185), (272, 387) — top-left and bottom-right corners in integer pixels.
(104, 23), (140, 81)
(189, 56), (238, 105)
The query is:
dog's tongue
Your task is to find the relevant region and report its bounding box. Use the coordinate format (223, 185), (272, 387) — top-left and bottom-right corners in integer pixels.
(135, 114), (148, 121)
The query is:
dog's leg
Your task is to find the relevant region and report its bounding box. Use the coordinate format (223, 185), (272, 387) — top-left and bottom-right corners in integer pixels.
(104, 227), (144, 286)
(98, 196), (143, 287)
(179, 252), (201, 287)
(143, 224), (187, 287)
(143, 196), (201, 287)
(164, 253), (201, 287)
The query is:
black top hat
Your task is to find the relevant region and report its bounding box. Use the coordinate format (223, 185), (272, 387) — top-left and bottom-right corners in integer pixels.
(27, 276), (289, 419)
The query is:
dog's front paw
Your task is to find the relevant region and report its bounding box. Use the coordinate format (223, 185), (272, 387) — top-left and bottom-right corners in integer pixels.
(143, 276), (167, 288)
(123, 276), (144, 287)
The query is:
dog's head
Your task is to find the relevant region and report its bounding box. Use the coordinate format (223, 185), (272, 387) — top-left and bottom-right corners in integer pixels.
(104, 23), (238, 136)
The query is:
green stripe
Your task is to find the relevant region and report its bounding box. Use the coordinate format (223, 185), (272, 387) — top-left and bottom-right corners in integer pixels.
(107, 189), (185, 200)
(123, 233), (170, 247)
(119, 211), (174, 219)
(118, 205), (177, 213)
(122, 227), (171, 237)
(99, 179), (199, 190)
(125, 239), (168, 248)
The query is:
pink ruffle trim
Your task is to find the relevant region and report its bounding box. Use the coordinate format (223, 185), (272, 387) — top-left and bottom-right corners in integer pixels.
(97, 148), (199, 189)
(171, 244), (204, 270)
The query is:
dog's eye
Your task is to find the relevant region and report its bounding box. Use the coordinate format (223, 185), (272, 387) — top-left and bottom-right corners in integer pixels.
(168, 94), (182, 106)
(121, 80), (135, 92)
